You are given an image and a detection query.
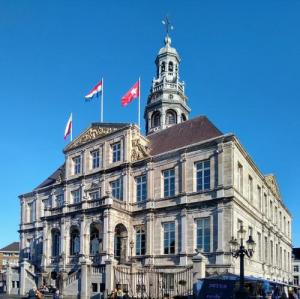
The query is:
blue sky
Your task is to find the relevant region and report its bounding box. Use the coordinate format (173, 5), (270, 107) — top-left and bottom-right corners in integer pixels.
(0, 0), (300, 248)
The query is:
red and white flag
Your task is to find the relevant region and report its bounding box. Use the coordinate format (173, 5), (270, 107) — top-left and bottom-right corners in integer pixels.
(85, 79), (103, 100)
(121, 80), (140, 107)
(64, 113), (72, 141)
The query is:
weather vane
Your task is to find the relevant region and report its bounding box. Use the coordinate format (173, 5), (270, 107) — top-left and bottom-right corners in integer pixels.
(162, 16), (174, 36)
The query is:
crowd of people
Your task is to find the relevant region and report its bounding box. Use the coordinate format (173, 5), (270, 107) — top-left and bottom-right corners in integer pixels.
(27, 285), (60, 299)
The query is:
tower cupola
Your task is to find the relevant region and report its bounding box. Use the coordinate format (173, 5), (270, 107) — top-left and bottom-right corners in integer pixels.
(144, 28), (191, 135)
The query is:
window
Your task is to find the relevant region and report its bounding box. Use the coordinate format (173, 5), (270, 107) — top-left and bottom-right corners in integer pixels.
(270, 240), (273, 264)
(257, 186), (262, 211)
(196, 218), (210, 252)
(294, 276), (299, 286)
(166, 110), (176, 125)
(91, 150), (100, 169)
(112, 142), (121, 163)
(196, 160), (210, 192)
(294, 266), (299, 273)
(279, 211), (282, 230)
(270, 201), (273, 221)
(248, 175), (253, 202)
(136, 175), (147, 202)
(92, 283), (98, 292)
(51, 230), (60, 257)
(257, 232), (262, 261)
(284, 216), (286, 234)
(264, 193), (267, 215)
(111, 178), (123, 201)
(89, 190), (100, 201)
(73, 156), (81, 175)
(288, 221), (290, 237)
(163, 222), (175, 254)
(70, 228), (80, 255)
(135, 226), (146, 256)
(152, 112), (161, 128)
(237, 163), (243, 193)
(163, 169), (175, 197)
(28, 202), (35, 223)
(264, 237), (268, 263)
(56, 194), (64, 207)
(72, 189), (81, 204)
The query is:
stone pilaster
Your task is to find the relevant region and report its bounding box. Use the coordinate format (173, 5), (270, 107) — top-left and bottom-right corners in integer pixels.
(80, 257), (92, 299)
(180, 208), (188, 265)
(146, 213), (154, 265)
(80, 215), (87, 256)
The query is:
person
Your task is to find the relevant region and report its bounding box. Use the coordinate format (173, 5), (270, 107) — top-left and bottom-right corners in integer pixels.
(35, 288), (43, 299)
(53, 289), (60, 299)
(28, 288), (36, 299)
(281, 292), (288, 299)
(116, 287), (124, 299)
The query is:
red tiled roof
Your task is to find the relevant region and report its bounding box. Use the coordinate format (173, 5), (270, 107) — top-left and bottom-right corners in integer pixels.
(148, 116), (223, 156)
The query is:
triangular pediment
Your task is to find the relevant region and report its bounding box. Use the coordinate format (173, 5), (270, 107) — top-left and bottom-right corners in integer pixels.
(64, 123), (129, 152)
(265, 174), (281, 200)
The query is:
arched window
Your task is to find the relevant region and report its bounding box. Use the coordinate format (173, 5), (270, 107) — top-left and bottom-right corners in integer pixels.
(181, 114), (187, 122)
(114, 224), (128, 263)
(161, 62), (166, 74)
(70, 227), (80, 255)
(166, 110), (177, 125)
(90, 225), (100, 255)
(168, 61), (173, 72)
(51, 230), (60, 257)
(151, 112), (161, 128)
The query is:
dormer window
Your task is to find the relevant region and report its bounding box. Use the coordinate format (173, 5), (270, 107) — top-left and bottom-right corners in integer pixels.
(56, 194), (64, 207)
(112, 142), (121, 163)
(73, 156), (81, 175)
(151, 111), (161, 128)
(91, 149), (100, 169)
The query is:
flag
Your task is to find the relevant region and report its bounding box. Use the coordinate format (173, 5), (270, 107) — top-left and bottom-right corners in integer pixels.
(85, 80), (103, 100)
(121, 80), (140, 107)
(64, 113), (72, 140)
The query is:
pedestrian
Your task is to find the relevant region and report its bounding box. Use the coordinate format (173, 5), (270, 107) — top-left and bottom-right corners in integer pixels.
(53, 289), (60, 299)
(116, 287), (124, 299)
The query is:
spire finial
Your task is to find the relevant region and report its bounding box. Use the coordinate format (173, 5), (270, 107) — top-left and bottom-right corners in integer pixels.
(162, 16), (174, 37)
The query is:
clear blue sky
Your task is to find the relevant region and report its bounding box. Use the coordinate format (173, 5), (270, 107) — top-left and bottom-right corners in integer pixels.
(0, 0), (299, 248)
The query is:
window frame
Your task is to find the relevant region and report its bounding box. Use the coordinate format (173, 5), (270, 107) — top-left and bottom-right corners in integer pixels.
(112, 142), (121, 163)
(135, 226), (146, 256)
(163, 168), (175, 198)
(195, 160), (211, 192)
(73, 156), (81, 175)
(91, 149), (100, 169)
(136, 174), (147, 202)
(196, 218), (211, 253)
(163, 222), (175, 254)
(111, 178), (123, 201)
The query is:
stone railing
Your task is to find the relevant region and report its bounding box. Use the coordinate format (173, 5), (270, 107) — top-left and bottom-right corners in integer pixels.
(65, 270), (80, 286)
(91, 265), (105, 274)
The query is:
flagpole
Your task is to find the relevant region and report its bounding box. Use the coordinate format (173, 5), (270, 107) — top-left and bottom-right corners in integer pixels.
(138, 77), (141, 130)
(101, 78), (104, 122)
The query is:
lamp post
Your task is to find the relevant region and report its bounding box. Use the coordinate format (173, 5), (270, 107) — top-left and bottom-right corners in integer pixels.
(229, 224), (256, 299)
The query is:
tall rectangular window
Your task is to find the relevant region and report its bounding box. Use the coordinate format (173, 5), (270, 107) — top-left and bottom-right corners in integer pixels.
(284, 216), (286, 234)
(163, 222), (175, 254)
(196, 218), (210, 252)
(28, 202), (35, 223)
(270, 240), (273, 265)
(279, 211), (282, 230)
(264, 193), (267, 216)
(136, 175), (147, 202)
(257, 232), (262, 261)
(91, 150), (100, 169)
(288, 221), (290, 237)
(195, 160), (210, 191)
(294, 266), (299, 273)
(248, 175), (253, 202)
(237, 163), (243, 193)
(135, 226), (146, 256)
(56, 194), (64, 207)
(111, 178), (123, 201)
(72, 189), (81, 204)
(270, 201), (273, 222)
(264, 236), (268, 263)
(112, 142), (121, 163)
(257, 186), (262, 211)
(163, 169), (175, 197)
(73, 156), (81, 175)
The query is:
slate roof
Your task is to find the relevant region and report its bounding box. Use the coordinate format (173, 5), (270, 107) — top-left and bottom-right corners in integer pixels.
(35, 164), (65, 190)
(148, 116), (223, 156)
(293, 248), (300, 260)
(0, 242), (19, 252)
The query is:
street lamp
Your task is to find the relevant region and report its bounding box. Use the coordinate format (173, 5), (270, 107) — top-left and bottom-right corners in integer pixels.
(229, 225), (256, 299)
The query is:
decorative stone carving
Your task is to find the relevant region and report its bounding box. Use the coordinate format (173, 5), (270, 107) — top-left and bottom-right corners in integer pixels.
(56, 167), (65, 184)
(265, 174), (281, 200)
(66, 126), (119, 151)
(131, 139), (150, 162)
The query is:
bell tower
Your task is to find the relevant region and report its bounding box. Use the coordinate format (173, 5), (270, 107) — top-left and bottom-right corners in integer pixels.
(144, 20), (191, 135)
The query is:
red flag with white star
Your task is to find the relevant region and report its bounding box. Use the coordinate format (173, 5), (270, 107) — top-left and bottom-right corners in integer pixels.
(121, 80), (140, 107)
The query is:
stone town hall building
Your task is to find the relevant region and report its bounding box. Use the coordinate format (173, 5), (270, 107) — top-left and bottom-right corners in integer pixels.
(19, 34), (292, 298)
